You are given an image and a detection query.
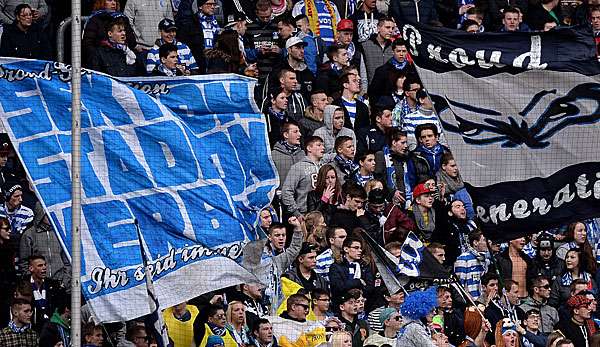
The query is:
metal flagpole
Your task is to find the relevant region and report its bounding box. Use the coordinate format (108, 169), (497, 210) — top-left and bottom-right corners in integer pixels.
(70, 0), (82, 344)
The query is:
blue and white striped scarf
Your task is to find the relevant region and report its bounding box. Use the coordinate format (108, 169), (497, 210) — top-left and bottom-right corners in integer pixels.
(560, 271), (592, 286)
(198, 13), (220, 49)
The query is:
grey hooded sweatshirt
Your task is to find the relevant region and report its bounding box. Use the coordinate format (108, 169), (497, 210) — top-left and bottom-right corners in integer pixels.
(313, 104), (356, 154)
(281, 155), (321, 217)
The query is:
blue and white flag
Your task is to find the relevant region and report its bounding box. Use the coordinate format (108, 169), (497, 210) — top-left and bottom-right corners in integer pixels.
(397, 232), (425, 277)
(402, 24), (600, 241)
(0, 59), (278, 322)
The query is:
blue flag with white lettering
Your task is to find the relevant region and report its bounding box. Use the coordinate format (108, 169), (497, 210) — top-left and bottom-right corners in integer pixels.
(0, 59), (278, 322)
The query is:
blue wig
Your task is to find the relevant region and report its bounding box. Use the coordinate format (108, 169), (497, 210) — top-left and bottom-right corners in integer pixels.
(400, 286), (438, 321)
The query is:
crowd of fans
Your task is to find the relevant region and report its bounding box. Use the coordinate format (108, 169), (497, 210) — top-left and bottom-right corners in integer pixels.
(0, 0), (598, 346)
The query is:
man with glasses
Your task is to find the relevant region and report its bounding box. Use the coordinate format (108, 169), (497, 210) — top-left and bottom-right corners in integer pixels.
(194, 304), (238, 346)
(311, 289), (331, 321)
(391, 76), (421, 128)
(280, 294), (311, 322)
(125, 325), (150, 347)
(556, 295), (594, 347)
(516, 309), (548, 347)
(329, 237), (374, 307)
(364, 307), (401, 346)
(519, 276), (558, 334)
(336, 288), (369, 347)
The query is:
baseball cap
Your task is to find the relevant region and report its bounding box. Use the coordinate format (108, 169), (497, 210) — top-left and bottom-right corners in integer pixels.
(337, 19), (354, 31)
(285, 36), (308, 50)
(158, 18), (177, 31)
(412, 183), (432, 198)
(225, 12), (247, 28)
(379, 307), (398, 325)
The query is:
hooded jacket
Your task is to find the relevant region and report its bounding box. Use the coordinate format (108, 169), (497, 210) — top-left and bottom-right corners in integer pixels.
(281, 156), (322, 217)
(313, 105), (356, 154)
(19, 203), (71, 289)
(299, 106), (324, 138)
(271, 142), (305, 187)
(518, 296), (559, 334)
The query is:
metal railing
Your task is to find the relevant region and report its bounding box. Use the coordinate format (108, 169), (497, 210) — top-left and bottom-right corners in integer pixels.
(56, 16), (89, 63)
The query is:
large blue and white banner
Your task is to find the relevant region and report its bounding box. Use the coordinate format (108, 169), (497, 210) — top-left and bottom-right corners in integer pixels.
(402, 24), (600, 241)
(0, 59), (278, 322)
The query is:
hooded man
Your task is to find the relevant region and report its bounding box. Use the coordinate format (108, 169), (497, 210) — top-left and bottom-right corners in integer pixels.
(313, 105), (356, 155)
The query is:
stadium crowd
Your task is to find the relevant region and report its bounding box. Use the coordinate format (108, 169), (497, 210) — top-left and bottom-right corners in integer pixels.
(0, 0), (598, 346)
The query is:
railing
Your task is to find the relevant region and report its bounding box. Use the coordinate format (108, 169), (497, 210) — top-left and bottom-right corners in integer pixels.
(56, 16), (89, 63)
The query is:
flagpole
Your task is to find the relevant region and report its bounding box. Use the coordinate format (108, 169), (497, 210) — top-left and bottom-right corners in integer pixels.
(70, 0), (82, 344)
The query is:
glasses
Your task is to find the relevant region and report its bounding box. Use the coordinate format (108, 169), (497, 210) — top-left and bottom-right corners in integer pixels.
(326, 326), (341, 332)
(537, 284), (550, 289)
(212, 314), (225, 319)
(294, 303), (310, 310)
(20, 12), (33, 17)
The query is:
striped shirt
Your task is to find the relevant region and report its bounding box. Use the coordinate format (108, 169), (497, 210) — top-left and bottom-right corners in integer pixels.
(315, 248), (334, 281)
(0, 204), (34, 234)
(292, 0), (340, 45)
(146, 40), (198, 74)
(402, 108), (444, 145)
(454, 249), (488, 299)
(341, 97), (357, 127)
(198, 14), (220, 49)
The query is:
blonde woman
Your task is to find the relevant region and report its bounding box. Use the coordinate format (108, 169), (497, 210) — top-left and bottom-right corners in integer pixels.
(226, 301), (250, 346)
(329, 330), (352, 347)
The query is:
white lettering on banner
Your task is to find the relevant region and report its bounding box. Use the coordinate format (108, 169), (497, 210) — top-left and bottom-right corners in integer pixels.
(477, 171), (600, 224)
(403, 24), (547, 70)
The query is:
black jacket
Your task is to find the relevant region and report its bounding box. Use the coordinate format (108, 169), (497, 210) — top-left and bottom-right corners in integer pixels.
(315, 64), (344, 100)
(555, 318), (591, 347)
(0, 22), (51, 60)
(356, 126), (386, 159)
(495, 249), (539, 289)
(89, 42), (142, 77)
(306, 190), (338, 224)
(82, 11), (136, 67)
(368, 60), (415, 106)
(390, 0), (439, 25)
(329, 258), (375, 304)
(175, 0), (206, 73)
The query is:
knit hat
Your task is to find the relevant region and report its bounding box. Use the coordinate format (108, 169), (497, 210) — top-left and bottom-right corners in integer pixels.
(379, 307), (397, 326)
(500, 318), (517, 336)
(400, 286), (437, 320)
(463, 306), (483, 339)
(567, 294), (592, 309)
(206, 335), (224, 347)
(3, 182), (21, 200)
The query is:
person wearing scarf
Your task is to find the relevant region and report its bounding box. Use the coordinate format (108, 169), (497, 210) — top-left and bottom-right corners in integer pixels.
(354, 152), (375, 187)
(405, 183), (437, 243)
(368, 39), (414, 105)
(292, 0), (340, 45)
(196, 0), (220, 49)
(151, 43), (189, 77)
(195, 305), (238, 347)
(0, 299), (38, 346)
(407, 123), (451, 193)
(265, 87), (291, 146)
(90, 17), (140, 77)
(437, 152), (475, 219)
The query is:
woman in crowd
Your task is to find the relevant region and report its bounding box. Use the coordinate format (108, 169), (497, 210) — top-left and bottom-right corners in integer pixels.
(329, 330), (352, 347)
(264, 87), (290, 146)
(226, 301), (250, 346)
(494, 318), (520, 347)
(82, 0), (137, 66)
(556, 221), (597, 272)
(307, 164), (343, 224)
(304, 211), (327, 251)
(549, 248), (597, 307)
(0, 4), (52, 60)
(204, 30), (258, 77)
